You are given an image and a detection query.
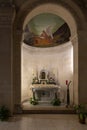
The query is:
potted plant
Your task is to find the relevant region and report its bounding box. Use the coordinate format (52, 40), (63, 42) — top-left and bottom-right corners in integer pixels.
(0, 106), (10, 121)
(74, 104), (87, 124)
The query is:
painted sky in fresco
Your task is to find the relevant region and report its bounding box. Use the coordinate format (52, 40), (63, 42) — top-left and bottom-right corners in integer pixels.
(23, 13), (71, 47)
(27, 13), (65, 35)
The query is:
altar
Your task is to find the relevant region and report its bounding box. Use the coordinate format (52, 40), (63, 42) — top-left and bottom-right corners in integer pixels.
(30, 84), (60, 102)
(30, 69), (61, 103)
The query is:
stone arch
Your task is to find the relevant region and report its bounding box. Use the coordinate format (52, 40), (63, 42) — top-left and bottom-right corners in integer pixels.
(15, 0), (86, 30)
(13, 1), (86, 112)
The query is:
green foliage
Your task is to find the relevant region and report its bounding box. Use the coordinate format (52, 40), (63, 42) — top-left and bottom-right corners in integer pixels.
(0, 106), (10, 121)
(51, 98), (61, 106)
(74, 104), (87, 124)
(79, 113), (85, 120)
(74, 104), (87, 116)
(29, 97), (38, 105)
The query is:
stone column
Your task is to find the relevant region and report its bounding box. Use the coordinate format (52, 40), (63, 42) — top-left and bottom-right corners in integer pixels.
(13, 28), (22, 113)
(78, 30), (87, 104)
(71, 36), (78, 105)
(0, 5), (15, 113)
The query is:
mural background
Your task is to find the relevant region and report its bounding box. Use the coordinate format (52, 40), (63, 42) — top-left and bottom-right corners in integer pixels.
(23, 13), (71, 47)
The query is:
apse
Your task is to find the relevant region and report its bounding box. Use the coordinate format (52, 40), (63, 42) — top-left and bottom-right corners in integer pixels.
(21, 13), (73, 108)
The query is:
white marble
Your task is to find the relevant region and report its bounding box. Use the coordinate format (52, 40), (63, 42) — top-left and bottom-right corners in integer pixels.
(30, 84), (60, 89)
(0, 114), (87, 130)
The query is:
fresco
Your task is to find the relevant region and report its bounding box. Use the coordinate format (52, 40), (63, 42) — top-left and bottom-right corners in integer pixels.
(23, 13), (71, 47)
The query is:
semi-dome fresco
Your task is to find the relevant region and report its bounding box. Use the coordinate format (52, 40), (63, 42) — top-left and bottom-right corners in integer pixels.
(23, 13), (71, 47)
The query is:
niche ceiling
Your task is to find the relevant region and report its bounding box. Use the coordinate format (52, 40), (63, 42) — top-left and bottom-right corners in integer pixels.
(23, 13), (71, 48)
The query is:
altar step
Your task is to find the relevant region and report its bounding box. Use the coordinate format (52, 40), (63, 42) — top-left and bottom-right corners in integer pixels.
(22, 105), (75, 114)
(22, 108), (75, 114)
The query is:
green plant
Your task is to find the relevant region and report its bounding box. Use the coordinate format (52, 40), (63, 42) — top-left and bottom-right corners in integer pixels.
(0, 106), (10, 121)
(51, 98), (61, 106)
(74, 104), (87, 124)
(29, 97), (38, 105)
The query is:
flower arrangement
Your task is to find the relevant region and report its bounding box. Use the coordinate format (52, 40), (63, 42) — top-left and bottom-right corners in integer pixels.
(29, 97), (38, 105)
(47, 77), (56, 84)
(32, 77), (39, 84)
(51, 98), (61, 106)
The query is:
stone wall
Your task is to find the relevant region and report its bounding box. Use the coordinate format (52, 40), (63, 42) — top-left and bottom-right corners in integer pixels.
(0, 0), (87, 113)
(0, 6), (14, 112)
(21, 42), (73, 104)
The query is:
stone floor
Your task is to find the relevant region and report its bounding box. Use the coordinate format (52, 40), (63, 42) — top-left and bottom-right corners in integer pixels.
(0, 114), (87, 130)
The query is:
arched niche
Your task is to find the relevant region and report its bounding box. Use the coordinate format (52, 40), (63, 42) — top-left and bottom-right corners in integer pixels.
(13, 2), (86, 113)
(22, 4), (78, 105)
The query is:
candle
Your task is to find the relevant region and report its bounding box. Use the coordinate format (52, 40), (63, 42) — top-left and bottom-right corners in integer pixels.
(66, 80), (68, 85)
